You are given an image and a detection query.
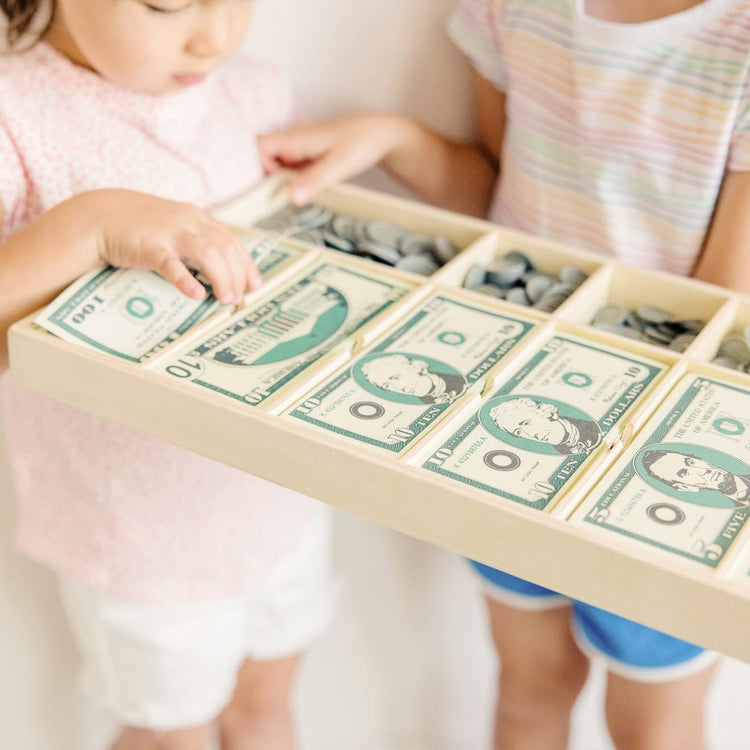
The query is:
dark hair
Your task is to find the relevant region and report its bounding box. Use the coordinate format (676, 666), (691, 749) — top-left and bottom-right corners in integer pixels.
(641, 448), (699, 488)
(1, 0), (54, 47)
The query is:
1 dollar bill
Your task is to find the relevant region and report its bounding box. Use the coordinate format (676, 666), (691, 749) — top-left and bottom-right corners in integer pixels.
(285, 294), (537, 454)
(421, 335), (665, 510)
(572, 374), (750, 567)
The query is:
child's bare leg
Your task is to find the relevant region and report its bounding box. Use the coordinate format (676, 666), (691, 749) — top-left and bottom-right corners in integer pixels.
(486, 596), (590, 750)
(604, 661), (718, 750)
(110, 723), (213, 750)
(218, 654), (302, 750)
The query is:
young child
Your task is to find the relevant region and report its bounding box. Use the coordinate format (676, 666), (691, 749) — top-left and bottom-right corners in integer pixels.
(258, 1), (750, 748)
(0, 2), (337, 749)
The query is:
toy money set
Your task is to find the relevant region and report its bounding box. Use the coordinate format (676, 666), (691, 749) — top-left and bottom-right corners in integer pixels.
(10, 174), (750, 660)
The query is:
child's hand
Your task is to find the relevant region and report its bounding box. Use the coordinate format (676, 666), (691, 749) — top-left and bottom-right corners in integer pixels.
(258, 113), (405, 205)
(92, 190), (261, 305)
(259, 113), (496, 219)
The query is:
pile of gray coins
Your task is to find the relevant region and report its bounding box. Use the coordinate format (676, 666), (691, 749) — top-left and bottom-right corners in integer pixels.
(712, 328), (750, 371)
(256, 204), (459, 276)
(463, 251), (588, 312)
(591, 305), (704, 351)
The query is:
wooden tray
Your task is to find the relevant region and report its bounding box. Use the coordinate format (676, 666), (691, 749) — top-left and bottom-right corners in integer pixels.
(10, 175), (750, 661)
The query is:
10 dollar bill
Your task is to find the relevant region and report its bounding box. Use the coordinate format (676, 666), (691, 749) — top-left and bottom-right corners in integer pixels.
(421, 335), (665, 510)
(150, 260), (413, 407)
(285, 294), (537, 454)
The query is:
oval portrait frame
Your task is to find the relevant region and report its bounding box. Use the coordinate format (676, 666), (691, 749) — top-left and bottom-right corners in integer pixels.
(479, 394), (600, 455)
(351, 351), (466, 405)
(634, 441), (750, 508)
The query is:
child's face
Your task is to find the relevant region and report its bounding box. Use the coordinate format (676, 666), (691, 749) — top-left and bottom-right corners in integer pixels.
(45, 0), (254, 94)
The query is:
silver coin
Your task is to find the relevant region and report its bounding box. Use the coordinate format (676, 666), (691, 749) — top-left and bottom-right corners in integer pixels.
(534, 288), (569, 312)
(636, 305), (673, 325)
(289, 229), (326, 245)
(547, 281), (576, 297)
(625, 311), (646, 332)
(352, 220), (370, 243)
(485, 258), (528, 289)
(505, 287), (531, 306)
(592, 305), (628, 328)
(642, 325), (674, 345)
(596, 323), (644, 340)
(358, 240), (402, 266)
(474, 284), (504, 298)
(558, 265), (587, 287)
(433, 236), (460, 265)
(365, 221), (407, 249)
(718, 335), (750, 367)
(322, 231), (356, 254)
(668, 333), (697, 352)
(291, 204), (332, 229)
(712, 356), (742, 371)
(464, 264), (487, 289)
(395, 254), (439, 276)
(504, 250), (534, 271)
(399, 233), (435, 257)
(682, 320), (705, 334)
(331, 215), (360, 242)
(524, 274), (554, 303)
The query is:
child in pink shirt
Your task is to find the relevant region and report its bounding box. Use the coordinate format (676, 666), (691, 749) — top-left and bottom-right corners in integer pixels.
(0, 2), (336, 749)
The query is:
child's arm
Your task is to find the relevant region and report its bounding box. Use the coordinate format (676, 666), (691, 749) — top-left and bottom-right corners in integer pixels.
(259, 73), (505, 219)
(0, 190), (261, 373)
(693, 172), (750, 294)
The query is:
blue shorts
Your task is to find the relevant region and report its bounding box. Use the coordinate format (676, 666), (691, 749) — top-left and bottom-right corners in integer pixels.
(471, 561), (717, 682)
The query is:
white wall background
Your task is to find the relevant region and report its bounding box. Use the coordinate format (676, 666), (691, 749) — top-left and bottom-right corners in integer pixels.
(2, 1), (750, 748)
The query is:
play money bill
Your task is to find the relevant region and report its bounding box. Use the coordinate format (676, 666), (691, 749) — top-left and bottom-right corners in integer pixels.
(151, 261), (412, 407)
(33, 237), (305, 363)
(422, 335), (665, 510)
(34, 266), (219, 362)
(285, 294), (537, 454)
(243, 234), (307, 280)
(572, 374), (750, 567)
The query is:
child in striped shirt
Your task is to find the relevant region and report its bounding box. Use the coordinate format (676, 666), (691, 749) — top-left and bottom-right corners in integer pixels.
(259, 1), (750, 748)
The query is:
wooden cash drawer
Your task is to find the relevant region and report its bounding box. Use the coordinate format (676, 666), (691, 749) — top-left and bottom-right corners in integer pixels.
(10, 175), (750, 662)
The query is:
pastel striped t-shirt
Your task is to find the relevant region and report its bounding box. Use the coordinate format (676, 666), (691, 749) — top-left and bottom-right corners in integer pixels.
(449, 0), (750, 275)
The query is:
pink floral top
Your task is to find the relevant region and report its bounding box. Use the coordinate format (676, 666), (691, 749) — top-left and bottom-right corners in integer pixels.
(0, 43), (319, 604)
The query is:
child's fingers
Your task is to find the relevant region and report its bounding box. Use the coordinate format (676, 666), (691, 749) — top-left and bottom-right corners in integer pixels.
(154, 253), (206, 300)
(257, 126), (333, 168)
(189, 219), (261, 303)
(214, 223), (262, 296)
(243, 251), (263, 291)
(177, 234), (238, 305)
(288, 149), (362, 205)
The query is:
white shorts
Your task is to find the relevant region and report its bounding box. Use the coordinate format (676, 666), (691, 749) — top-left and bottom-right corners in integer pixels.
(57, 506), (338, 731)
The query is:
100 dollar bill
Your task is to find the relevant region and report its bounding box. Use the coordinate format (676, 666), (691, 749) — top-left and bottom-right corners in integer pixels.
(286, 294), (537, 453)
(151, 261), (412, 407)
(572, 374), (750, 566)
(34, 266), (220, 362)
(421, 335), (665, 510)
(34, 236), (306, 362)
